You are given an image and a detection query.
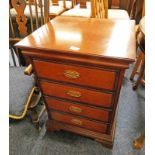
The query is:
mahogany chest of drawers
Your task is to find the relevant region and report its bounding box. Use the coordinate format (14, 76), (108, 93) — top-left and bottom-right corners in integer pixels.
(16, 16), (135, 148)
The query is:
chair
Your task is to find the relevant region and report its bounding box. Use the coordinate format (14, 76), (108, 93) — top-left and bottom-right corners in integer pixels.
(130, 3), (145, 149)
(130, 0), (145, 24)
(61, 0), (92, 18)
(131, 25), (145, 147)
(49, 0), (73, 19)
(61, 0), (129, 19)
(9, 58), (46, 129)
(130, 31), (145, 90)
(9, 65), (36, 120)
(91, 0), (108, 18)
(91, 0), (130, 19)
(130, 14), (145, 90)
(9, 0), (49, 45)
(9, 0), (48, 129)
(9, 0), (50, 66)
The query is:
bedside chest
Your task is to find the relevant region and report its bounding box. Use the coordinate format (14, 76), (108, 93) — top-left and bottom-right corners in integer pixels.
(16, 16), (136, 148)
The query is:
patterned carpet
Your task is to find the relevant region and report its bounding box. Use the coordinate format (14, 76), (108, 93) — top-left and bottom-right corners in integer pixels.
(9, 66), (145, 155)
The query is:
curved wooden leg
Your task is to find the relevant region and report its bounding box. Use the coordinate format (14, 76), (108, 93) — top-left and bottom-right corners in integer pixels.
(133, 53), (145, 90)
(130, 52), (143, 81)
(133, 132), (145, 149)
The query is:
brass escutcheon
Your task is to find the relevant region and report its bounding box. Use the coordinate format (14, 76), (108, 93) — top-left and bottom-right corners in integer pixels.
(69, 106), (82, 113)
(64, 70), (80, 79)
(67, 90), (81, 98)
(71, 118), (83, 126)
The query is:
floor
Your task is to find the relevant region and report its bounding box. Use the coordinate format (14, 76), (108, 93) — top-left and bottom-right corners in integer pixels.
(9, 66), (145, 155)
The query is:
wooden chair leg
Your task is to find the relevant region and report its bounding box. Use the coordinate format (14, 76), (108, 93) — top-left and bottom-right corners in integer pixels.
(130, 51), (143, 81)
(133, 132), (145, 149)
(28, 104), (46, 130)
(133, 53), (145, 90)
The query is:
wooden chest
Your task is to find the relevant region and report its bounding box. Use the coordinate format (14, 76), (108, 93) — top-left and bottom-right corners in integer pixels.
(16, 16), (135, 148)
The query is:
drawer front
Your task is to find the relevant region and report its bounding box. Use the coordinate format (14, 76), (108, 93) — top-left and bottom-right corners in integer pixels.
(40, 81), (113, 108)
(50, 111), (108, 133)
(45, 97), (110, 122)
(34, 60), (116, 91)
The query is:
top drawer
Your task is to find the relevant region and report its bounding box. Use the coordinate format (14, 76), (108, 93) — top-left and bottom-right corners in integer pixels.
(33, 60), (117, 91)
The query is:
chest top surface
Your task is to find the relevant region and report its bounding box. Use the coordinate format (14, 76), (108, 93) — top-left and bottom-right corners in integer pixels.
(15, 16), (136, 61)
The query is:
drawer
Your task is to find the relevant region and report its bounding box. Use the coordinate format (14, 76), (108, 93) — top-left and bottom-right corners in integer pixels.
(50, 111), (108, 133)
(40, 81), (113, 108)
(33, 60), (117, 91)
(45, 97), (110, 122)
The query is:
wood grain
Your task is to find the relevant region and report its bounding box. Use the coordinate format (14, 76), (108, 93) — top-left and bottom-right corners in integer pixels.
(16, 16), (136, 61)
(40, 80), (113, 108)
(33, 59), (117, 91)
(15, 16), (136, 148)
(45, 96), (111, 122)
(50, 111), (108, 133)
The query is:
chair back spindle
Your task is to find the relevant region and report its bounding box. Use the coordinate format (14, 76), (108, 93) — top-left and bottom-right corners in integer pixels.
(28, 0), (34, 32)
(44, 0), (49, 23)
(142, 0), (145, 17)
(34, 0), (39, 29)
(9, 4), (15, 38)
(39, 0), (44, 25)
(91, 0), (108, 18)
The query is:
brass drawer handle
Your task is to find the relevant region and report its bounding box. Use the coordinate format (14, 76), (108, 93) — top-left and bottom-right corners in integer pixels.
(69, 106), (82, 113)
(67, 90), (81, 98)
(64, 70), (80, 79)
(71, 118), (83, 126)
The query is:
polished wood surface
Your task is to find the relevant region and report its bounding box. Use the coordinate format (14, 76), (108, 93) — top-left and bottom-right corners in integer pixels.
(49, 111), (108, 133)
(16, 16), (136, 61)
(45, 96), (110, 122)
(46, 119), (115, 148)
(33, 59), (117, 91)
(16, 16), (136, 148)
(40, 80), (113, 108)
